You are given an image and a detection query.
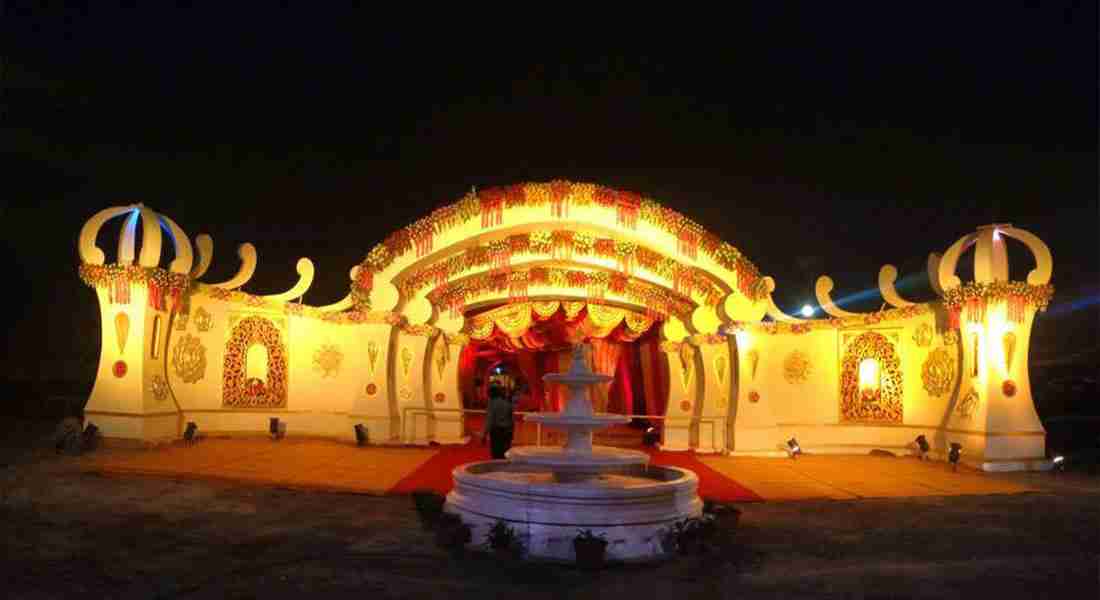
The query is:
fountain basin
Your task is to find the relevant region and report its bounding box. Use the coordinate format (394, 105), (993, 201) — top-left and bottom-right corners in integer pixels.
(507, 445), (649, 474)
(446, 461), (701, 562)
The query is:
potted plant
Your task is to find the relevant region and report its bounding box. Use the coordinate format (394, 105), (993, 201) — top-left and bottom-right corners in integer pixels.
(434, 512), (472, 558)
(573, 529), (608, 570)
(412, 489), (446, 530)
(485, 520), (523, 560)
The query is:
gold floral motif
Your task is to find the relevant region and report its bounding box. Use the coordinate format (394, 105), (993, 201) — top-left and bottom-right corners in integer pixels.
(956, 389), (979, 419)
(367, 340), (379, 375)
(114, 313), (130, 354)
(714, 354), (728, 386)
(921, 347), (955, 397)
(150, 374), (170, 403)
(172, 333), (207, 384)
(175, 312), (189, 331)
(943, 330), (959, 347)
(840, 331), (903, 423)
(678, 343), (695, 392)
(194, 307), (213, 332)
(222, 316), (288, 408)
(747, 349), (759, 381)
(783, 350), (811, 385)
(401, 347), (413, 379)
(1002, 331), (1017, 371)
(531, 300), (561, 319)
(912, 323), (933, 347)
(435, 341), (450, 380)
(313, 344), (342, 378)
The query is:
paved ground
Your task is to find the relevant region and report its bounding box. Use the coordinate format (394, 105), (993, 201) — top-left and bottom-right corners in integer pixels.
(2, 419), (1099, 598)
(81, 436), (1032, 501)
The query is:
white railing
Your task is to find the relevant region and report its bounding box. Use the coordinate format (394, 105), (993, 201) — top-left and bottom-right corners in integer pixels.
(400, 406), (726, 450)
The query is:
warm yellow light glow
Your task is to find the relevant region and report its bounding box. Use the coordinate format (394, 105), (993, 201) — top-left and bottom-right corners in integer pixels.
(734, 330), (750, 349)
(246, 343), (269, 382)
(858, 358), (880, 392)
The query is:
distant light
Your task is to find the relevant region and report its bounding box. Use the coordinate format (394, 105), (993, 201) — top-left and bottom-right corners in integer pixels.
(1053, 455), (1065, 464)
(800, 305), (814, 318)
(993, 228), (1002, 241)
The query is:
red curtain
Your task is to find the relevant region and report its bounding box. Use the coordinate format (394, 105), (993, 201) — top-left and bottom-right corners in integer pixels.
(463, 306), (667, 417)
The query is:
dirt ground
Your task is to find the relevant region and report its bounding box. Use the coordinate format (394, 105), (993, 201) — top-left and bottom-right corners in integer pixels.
(2, 419), (1098, 599)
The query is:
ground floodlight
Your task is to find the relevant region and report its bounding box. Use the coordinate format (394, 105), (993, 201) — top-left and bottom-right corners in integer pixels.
(915, 435), (930, 458)
(269, 417), (280, 438)
(1052, 455), (1065, 472)
(82, 423), (100, 452)
(183, 422), (198, 443)
(354, 424), (369, 447)
(948, 442), (962, 470)
(643, 426), (659, 447)
(787, 437), (802, 459)
(276, 421), (287, 440)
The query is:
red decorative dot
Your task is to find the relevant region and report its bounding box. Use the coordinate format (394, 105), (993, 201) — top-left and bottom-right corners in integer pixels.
(113, 360), (127, 378)
(434, 392), (446, 404)
(365, 383), (378, 396)
(1002, 380), (1017, 397)
(748, 390), (760, 403)
(680, 400), (692, 412)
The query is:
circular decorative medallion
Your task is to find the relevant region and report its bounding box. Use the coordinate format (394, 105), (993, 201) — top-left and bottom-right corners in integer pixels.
(680, 400), (692, 412)
(399, 388), (412, 401)
(172, 333), (207, 384)
(1002, 380), (1017, 397)
(748, 390), (760, 403)
(942, 330), (959, 347)
(113, 360), (127, 378)
(434, 392), (446, 404)
(921, 347), (956, 397)
(783, 350), (812, 384)
(365, 383), (378, 396)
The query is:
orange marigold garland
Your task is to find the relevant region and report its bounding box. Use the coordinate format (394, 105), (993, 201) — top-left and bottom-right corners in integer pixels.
(943, 282), (1054, 329)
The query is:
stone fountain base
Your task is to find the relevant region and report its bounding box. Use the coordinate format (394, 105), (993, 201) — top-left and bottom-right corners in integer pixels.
(445, 460), (701, 562)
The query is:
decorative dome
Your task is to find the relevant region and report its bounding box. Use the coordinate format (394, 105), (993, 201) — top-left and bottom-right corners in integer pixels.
(934, 223), (1052, 292)
(78, 203), (193, 274)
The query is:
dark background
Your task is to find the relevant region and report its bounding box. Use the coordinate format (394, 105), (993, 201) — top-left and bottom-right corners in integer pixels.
(1, 4), (1096, 421)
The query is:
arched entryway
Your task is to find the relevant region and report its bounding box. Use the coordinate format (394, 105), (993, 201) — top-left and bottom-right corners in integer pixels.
(456, 300), (669, 446)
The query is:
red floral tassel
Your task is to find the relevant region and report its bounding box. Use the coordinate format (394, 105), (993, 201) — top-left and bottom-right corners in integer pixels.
(617, 253), (633, 275)
(1007, 294), (1026, 323)
(587, 283), (605, 302)
(966, 296), (986, 324)
(170, 288), (182, 313)
(357, 268), (373, 291)
(414, 232), (433, 258)
(509, 280), (528, 303)
(610, 273), (628, 295)
(552, 231), (574, 260)
(449, 295), (465, 320)
(550, 181), (570, 218)
(616, 192), (640, 229)
(480, 190), (504, 228)
(948, 306), (961, 330)
(678, 228), (698, 259)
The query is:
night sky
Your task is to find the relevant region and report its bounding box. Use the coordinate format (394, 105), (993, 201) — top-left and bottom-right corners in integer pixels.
(2, 5), (1096, 387)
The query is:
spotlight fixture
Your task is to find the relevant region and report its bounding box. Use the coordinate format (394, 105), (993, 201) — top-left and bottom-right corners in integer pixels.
(1052, 455), (1066, 472)
(642, 426), (659, 447)
(269, 417), (280, 440)
(183, 422), (198, 443)
(787, 437), (802, 459)
(915, 435), (930, 460)
(948, 442), (962, 471)
(354, 424), (369, 447)
(276, 421), (287, 440)
(81, 423), (100, 452)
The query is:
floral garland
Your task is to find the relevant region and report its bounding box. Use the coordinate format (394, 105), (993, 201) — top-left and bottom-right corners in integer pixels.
(351, 181), (764, 309)
(427, 267), (695, 321)
(942, 281), (1054, 329)
(394, 230), (727, 306)
(79, 263), (191, 311)
(741, 304), (932, 335)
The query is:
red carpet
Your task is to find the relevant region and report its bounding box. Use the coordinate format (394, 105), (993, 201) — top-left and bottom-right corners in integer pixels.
(389, 441), (491, 495)
(646, 450), (762, 503)
(389, 443), (762, 502)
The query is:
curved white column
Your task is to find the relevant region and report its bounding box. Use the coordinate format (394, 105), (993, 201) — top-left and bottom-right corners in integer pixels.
(878, 264), (916, 308)
(207, 243), (257, 290)
(815, 275), (861, 318)
(262, 258), (315, 302)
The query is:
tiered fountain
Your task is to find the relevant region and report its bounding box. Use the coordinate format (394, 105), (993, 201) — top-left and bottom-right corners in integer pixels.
(445, 344), (701, 562)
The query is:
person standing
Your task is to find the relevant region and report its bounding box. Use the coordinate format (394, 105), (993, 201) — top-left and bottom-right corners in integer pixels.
(482, 384), (515, 459)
